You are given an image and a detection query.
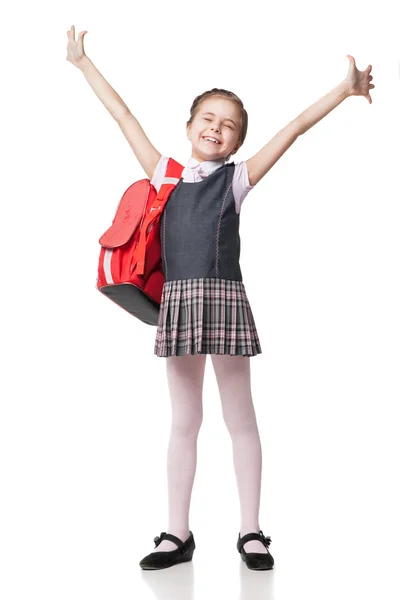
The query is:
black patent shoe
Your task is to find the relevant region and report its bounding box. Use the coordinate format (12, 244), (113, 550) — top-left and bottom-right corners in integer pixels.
(139, 531), (195, 570)
(237, 530), (274, 571)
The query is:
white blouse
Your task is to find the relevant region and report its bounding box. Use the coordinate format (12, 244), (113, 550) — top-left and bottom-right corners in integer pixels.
(150, 155), (255, 214)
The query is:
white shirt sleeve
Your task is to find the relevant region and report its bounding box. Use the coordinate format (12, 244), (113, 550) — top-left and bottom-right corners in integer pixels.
(233, 161), (255, 214)
(150, 155), (169, 193)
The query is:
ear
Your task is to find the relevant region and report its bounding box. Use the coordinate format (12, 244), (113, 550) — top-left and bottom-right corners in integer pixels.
(230, 143), (241, 157)
(231, 135), (242, 156)
(186, 123), (191, 139)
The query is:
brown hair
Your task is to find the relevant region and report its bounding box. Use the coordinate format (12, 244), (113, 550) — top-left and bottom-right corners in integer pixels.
(186, 88), (248, 161)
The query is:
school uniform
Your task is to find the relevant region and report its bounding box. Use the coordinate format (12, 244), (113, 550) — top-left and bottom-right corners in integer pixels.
(150, 155), (262, 358)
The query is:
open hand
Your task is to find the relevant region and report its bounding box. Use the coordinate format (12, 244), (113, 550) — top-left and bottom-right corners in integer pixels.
(66, 25), (88, 68)
(344, 55), (375, 104)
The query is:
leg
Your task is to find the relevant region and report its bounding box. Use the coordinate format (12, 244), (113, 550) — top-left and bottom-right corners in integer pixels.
(153, 353), (207, 552)
(211, 354), (268, 554)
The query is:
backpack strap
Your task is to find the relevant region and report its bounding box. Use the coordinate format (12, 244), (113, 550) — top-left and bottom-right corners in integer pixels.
(133, 158), (184, 275)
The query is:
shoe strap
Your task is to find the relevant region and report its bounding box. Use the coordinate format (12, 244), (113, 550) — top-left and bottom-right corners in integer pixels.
(153, 531), (192, 554)
(237, 530), (272, 552)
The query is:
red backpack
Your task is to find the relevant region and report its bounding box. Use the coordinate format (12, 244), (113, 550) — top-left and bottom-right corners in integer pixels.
(96, 157), (184, 325)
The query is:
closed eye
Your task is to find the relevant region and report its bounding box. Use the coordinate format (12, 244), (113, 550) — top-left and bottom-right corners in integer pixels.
(203, 117), (233, 129)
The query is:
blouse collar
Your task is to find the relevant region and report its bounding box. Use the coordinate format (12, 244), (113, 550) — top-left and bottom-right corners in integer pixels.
(186, 156), (226, 176)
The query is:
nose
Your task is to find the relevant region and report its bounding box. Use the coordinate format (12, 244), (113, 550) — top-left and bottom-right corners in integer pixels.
(211, 126), (220, 133)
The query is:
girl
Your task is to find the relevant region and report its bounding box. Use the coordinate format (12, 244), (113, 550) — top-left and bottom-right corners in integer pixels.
(66, 26), (374, 571)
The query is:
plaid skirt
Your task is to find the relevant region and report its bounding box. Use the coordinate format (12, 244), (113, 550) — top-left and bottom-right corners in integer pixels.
(154, 278), (262, 357)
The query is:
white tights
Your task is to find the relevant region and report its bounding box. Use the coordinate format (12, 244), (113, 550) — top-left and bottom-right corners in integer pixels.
(156, 353), (264, 552)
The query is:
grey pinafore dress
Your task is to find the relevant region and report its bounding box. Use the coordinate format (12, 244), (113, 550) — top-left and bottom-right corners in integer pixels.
(154, 161), (261, 357)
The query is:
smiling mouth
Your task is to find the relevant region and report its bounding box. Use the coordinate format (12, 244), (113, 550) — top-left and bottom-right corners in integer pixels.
(202, 137), (221, 145)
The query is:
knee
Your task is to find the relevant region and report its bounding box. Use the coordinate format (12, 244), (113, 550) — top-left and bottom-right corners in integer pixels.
(171, 411), (203, 437)
(222, 412), (258, 436)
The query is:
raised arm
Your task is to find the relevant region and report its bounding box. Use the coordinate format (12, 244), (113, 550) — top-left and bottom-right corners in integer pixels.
(246, 55), (374, 187)
(66, 26), (161, 179)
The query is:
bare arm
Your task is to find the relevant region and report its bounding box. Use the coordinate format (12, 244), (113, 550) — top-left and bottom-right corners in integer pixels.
(78, 56), (161, 178)
(78, 55), (130, 121)
(115, 113), (161, 180)
(66, 26), (161, 179)
(246, 82), (348, 187)
(246, 56), (374, 187)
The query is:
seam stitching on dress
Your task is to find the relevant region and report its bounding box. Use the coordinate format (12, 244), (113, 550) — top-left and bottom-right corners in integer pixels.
(162, 206), (168, 280)
(216, 181), (232, 278)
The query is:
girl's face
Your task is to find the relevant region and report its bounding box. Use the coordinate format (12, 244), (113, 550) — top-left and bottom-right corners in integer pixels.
(186, 96), (242, 162)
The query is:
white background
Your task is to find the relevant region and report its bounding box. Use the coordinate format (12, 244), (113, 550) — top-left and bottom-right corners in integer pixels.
(1, 0), (399, 598)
